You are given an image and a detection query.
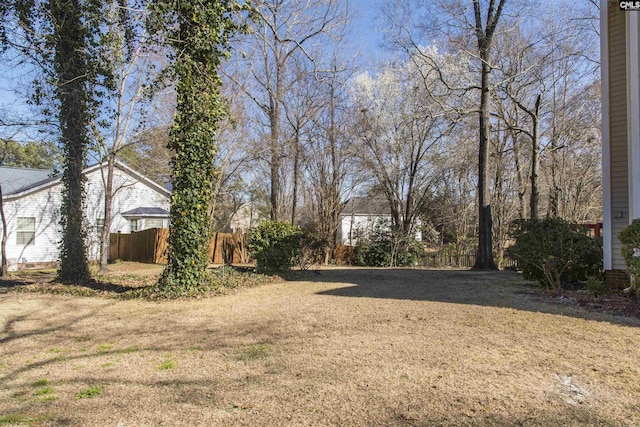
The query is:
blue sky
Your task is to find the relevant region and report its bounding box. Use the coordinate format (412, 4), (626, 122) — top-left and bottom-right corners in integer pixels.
(1, 0), (387, 142)
(348, 0), (386, 66)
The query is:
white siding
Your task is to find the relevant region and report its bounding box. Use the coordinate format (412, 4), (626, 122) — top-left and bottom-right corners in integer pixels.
(2, 188), (62, 269)
(339, 214), (421, 246)
(340, 214), (391, 246)
(0, 164), (169, 270)
(83, 167), (169, 260)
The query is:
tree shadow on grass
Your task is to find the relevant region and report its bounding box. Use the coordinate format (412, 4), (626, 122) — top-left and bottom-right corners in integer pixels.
(299, 268), (640, 327)
(0, 302), (114, 346)
(0, 275), (146, 295)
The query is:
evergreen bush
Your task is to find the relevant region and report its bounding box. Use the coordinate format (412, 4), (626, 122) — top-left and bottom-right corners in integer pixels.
(354, 220), (424, 267)
(248, 221), (302, 275)
(586, 276), (608, 298)
(507, 218), (601, 290)
(618, 218), (640, 292)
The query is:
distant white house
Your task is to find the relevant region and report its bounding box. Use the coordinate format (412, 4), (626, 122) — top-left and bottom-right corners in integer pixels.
(229, 202), (263, 233)
(0, 160), (170, 270)
(338, 197), (422, 246)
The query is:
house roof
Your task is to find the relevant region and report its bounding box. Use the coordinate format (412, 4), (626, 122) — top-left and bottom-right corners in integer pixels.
(1, 160), (171, 201)
(121, 207), (169, 217)
(342, 197), (391, 216)
(0, 166), (53, 195)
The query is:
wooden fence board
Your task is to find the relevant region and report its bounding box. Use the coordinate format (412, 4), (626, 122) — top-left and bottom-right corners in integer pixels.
(110, 231), (518, 269)
(109, 229), (249, 265)
(421, 251), (517, 269)
(154, 228), (169, 264)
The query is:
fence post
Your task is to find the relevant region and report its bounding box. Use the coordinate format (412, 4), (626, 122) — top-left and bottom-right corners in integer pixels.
(117, 231), (121, 261)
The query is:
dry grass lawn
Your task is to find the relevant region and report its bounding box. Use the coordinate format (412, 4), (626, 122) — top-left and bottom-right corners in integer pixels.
(1, 267), (640, 426)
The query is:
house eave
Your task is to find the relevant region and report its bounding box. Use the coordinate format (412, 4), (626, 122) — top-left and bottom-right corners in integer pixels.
(2, 160), (171, 202)
(122, 213), (169, 219)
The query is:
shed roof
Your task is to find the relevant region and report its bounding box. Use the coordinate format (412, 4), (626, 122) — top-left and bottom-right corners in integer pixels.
(121, 207), (169, 217)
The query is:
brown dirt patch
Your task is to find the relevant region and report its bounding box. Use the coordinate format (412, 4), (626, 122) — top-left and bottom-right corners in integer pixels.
(559, 290), (640, 319)
(1, 268), (640, 426)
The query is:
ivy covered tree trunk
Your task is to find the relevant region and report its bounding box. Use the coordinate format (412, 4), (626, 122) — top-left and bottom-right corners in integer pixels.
(149, 0), (244, 293)
(8, 0), (117, 282)
(52, 0), (91, 283)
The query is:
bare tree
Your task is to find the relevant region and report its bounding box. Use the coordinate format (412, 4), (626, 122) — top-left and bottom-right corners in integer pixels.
(383, 0), (510, 269)
(0, 183), (7, 276)
(424, 116), (478, 254)
(281, 58), (320, 226)
(302, 59), (354, 262)
(208, 93), (254, 231)
(491, 21), (548, 220)
(90, 0), (161, 272)
(468, 0), (508, 270)
(538, 6), (599, 218)
(351, 55), (457, 252)
(225, 0), (347, 221)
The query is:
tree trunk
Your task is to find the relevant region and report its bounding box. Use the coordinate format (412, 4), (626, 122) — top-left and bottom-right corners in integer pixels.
(474, 54), (498, 270)
(511, 131), (527, 219)
(0, 183), (8, 276)
(270, 107), (280, 221)
(471, 0), (506, 270)
(269, 66), (283, 222)
(548, 135), (560, 217)
(291, 121), (300, 225)
(53, 0), (91, 283)
(529, 95), (541, 220)
(100, 155), (115, 272)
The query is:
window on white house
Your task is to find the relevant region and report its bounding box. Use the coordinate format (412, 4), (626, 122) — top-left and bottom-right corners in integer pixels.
(145, 219), (164, 229)
(130, 219), (138, 232)
(17, 217), (35, 245)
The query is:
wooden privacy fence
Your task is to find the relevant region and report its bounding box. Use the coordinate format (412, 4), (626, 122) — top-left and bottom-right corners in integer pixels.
(109, 229), (250, 265)
(421, 251), (518, 269)
(207, 232), (249, 264)
(334, 244), (517, 269)
(110, 228), (169, 264)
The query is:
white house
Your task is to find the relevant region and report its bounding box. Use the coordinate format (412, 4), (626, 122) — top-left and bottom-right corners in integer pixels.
(0, 160), (170, 270)
(600, 1), (640, 287)
(338, 197), (422, 246)
(229, 202), (262, 233)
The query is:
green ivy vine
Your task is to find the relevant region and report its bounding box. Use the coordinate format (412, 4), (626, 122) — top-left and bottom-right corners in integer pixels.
(148, 0), (248, 293)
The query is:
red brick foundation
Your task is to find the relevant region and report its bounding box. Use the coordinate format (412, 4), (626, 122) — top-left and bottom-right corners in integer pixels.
(605, 269), (631, 290)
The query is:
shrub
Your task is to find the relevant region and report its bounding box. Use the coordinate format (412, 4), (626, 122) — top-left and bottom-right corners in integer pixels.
(586, 276), (607, 298)
(294, 233), (327, 270)
(618, 219), (640, 292)
(421, 222), (441, 248)
(248, 221), (302, 275)
(355, 220), (425, 267)
(506, 218), (601, 290)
